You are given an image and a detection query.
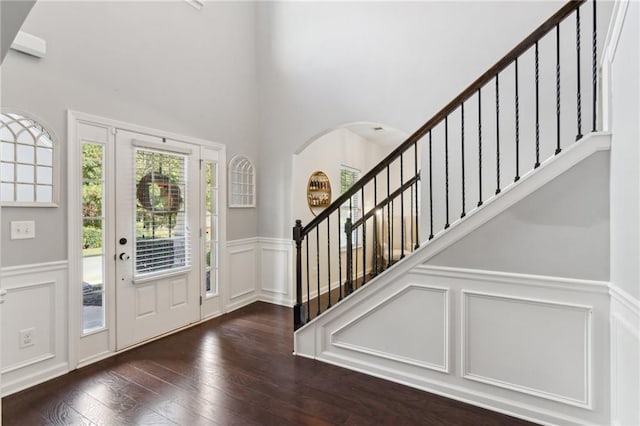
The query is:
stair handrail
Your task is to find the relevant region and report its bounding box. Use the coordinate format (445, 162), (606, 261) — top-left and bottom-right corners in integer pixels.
(300, 0), (585, 236)
(294, 0), (596, 330)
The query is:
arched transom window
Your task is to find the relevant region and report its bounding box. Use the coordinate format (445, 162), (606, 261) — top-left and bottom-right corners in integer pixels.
(0, 112), (56, 205)
(228, 155), (255, 207)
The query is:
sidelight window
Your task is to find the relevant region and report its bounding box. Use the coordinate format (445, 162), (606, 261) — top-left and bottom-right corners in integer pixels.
(82, 143), (106, 334)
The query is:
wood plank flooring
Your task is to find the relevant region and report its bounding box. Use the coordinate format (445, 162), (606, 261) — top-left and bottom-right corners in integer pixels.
(2, 302), (533, 425)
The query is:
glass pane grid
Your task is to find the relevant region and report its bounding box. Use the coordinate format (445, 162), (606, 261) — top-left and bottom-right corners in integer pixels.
(229, 156), (255, 207)
(0, 113), (55, 204)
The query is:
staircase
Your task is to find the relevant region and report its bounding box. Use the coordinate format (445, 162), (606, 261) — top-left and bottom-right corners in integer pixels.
(291, 1), (612, 424)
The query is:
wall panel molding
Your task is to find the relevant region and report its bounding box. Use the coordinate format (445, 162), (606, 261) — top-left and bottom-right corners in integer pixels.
(415, 265), (610, 295)
(461, 291), (592, 408)
(296, 263), (611, 425)
(331, 283), (449, 373)
(1, 262), (68, 397)
(1, 260), (68, 278)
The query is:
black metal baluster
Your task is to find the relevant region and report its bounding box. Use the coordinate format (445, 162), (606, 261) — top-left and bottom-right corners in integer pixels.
(478, 89), (483, 207)
(515, 58), (520, 182)
(429, 131), (434, 239)
(410, 181), (414, 251)
(387, 165), (392, 264)
(535, 41), (541, 168)
(338, 208), (342, 301)
(391, 199), (394, 264)
(326, 217), (331, 309)
(592, 0), (597, 132)
(306, 236), (310, 318)
(495, 73), (501, 194)
(316, 226), (320, 317)
(414, 141), (420, 249)
(400, 153), (406, 257)
(293, 220), (305, 330)
(345, 217), (353, 295)
(576, 7), (583, 140)
(362, 187), (367, 284)
(444, 117), (450, 229)
(373, 176), (378, 275)
(556, 24), (562, 155)
(461, 103), (466, 218)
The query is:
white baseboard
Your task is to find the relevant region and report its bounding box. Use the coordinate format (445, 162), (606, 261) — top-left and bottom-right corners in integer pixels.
(1, 362), (68, 397)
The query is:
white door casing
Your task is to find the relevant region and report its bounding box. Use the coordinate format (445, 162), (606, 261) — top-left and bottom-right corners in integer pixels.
(69, 111), (227, 363)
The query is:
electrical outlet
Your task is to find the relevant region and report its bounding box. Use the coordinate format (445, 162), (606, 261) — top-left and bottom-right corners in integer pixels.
(11, 221), (35, 240)
(19, 328), (35, 348)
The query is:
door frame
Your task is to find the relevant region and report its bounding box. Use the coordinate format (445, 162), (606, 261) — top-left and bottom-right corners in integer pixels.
(67, 110), (227, 370)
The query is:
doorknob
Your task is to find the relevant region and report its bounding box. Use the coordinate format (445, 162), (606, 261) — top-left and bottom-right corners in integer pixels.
(119, 253), (130, 261)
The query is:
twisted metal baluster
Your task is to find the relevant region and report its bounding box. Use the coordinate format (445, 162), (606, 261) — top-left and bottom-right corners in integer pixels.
(576, 7), (583, 140)
(495, 73), (501, 194)
(461, 103), (466, 218)
(535, 41), (541, 168)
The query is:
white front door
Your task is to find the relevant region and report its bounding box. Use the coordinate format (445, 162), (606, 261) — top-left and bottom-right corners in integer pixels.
(114, 130), (201, 350)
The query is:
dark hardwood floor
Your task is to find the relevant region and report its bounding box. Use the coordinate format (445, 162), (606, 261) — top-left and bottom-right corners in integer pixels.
(3, 302), (533, 425)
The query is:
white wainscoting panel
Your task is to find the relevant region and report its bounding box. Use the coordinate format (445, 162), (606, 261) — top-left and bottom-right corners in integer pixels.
(462, 291), (591, 407)
(1, 262), (69, 396)
(332, 284), (448, 372)
(226, 238), (259, 312)
(259, 238), (293, 306)
(610, 283), (640, 426)
(296, 264), (611, 425)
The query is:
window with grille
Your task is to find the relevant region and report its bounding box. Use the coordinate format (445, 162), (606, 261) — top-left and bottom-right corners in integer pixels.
(228, 155), (255, 207)
(340, 165), (361, 248)
(204, 161), (219, 297)
(135, 149), (190, 275)
(0, 112), (56, 206)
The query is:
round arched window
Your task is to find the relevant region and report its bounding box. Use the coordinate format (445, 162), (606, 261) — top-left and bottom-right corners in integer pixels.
(0, 112), (56, 205)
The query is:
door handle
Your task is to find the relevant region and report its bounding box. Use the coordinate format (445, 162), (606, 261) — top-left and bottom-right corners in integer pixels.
(119, 253), (130, 261)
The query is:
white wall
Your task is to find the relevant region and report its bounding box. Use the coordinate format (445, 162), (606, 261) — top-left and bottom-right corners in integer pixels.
(428, 151), (610, 281)
(255, 1), (610, 240)
(0, 0), (259, 267)
(607, 1), (640, 424)
(0, 0), (36, 63)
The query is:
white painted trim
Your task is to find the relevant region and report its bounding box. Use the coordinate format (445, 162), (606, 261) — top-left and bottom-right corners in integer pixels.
(602, 0), (630, 65)
(331, 283), (449, 373)
(230, 288), (255, 300)
(414, 265), (610, 295)
(1, 362), (69, 398)
(601, 0), (630, 131)
(0, 260), (68, 278)
(257, 296), (293, 308)
(226, 237), (260, 248)
(1, 354), (55, 375)
(258, 237), (293, 246)
(461, 290), (593, 409)
(314, 353), (589, 426)
(609, 282), (640, 319)
(10, 31), (46, 58)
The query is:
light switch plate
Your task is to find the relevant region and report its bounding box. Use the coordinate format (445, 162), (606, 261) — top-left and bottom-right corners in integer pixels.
(11, 221), (35, 240)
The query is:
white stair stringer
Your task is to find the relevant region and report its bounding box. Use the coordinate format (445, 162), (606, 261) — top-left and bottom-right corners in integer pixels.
(294, 132), (612, 426)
